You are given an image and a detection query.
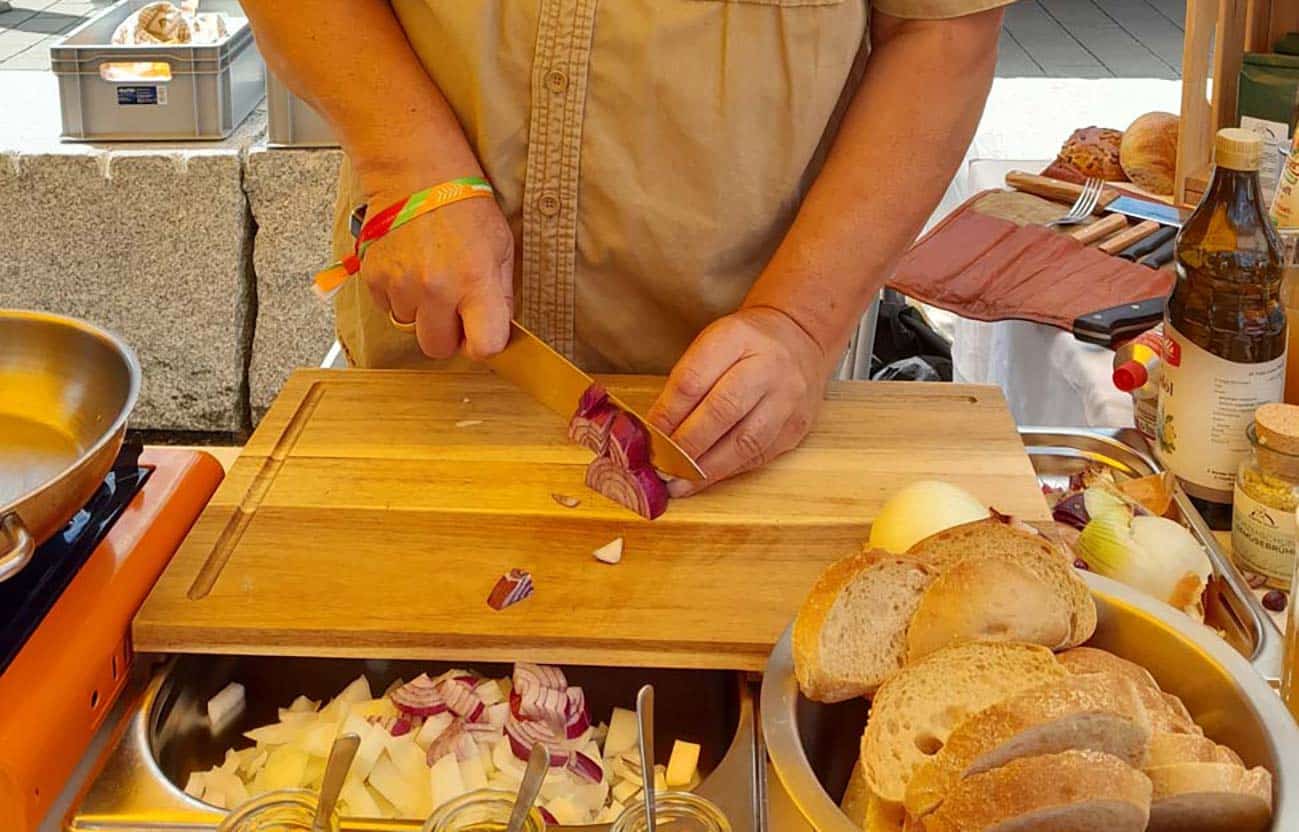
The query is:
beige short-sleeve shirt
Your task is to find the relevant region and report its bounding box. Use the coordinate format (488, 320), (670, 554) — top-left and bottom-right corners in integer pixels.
(333, 0), (1008, 371)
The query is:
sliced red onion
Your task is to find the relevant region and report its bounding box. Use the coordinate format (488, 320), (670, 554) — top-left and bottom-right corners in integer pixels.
(538, 807), (558, 826)
(575, 383), (609, 417)
(454, 731), (480, 762)
(585, 456), (669, 520)
(519, 685), (568, 729)
(454, 674), (478, 685)
(425, 718), (467, 766)
(389, 673), (449, 717)
(484, 701), (509, 728)
(505, 718), (566, 764)
(391, 716), (414, 737)
(564, 688), (591, 740)
(513, 663), (567, 694)
(567, 750), (603, 784)
(439, 678), (487, 722)
(464, 719), (504, 737)
(568, 406), (617, 455)
(607, 412), (650, 469)
(1052, 493), (1091, 531)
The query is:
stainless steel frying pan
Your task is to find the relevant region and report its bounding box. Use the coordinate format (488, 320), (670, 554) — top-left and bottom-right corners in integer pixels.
(0, 310), (140, 582)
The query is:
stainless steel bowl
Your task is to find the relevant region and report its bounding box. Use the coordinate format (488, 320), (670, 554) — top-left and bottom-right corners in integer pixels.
(761, 572), (1299, 831)
(0, 309), (140, 581)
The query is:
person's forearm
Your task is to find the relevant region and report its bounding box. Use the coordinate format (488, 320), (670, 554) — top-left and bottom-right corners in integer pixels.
(240, 0), (480, 193)
(744, 9), (1002, 355)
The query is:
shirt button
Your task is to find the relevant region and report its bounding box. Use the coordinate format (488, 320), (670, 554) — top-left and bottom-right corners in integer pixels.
(538, 193), (561, 217)
(545, 69), (568, 93)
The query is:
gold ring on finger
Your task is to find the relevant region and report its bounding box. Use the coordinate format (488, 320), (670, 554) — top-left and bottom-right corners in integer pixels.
(388, 311), (417, 333)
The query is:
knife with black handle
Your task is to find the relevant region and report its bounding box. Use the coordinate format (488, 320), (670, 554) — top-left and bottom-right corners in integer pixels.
(1072, 297), (1167, 348)
(1118, 226), (1177, 261)
(1138, 237), (1177, 269)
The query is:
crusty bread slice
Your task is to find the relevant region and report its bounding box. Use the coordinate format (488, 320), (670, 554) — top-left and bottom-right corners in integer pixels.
(1145, 733), (1242, 768)
(1145, 762), (1273, 832)
(1057, 647), (1203, 735)
(920, 750), (1152, 832)
(861, 642), (1066, 804)
(866, 794), (906, 832)
(906, 518), (1097, 648)
(904, 672), (1152, 819)
(794, 551), (938, 702)
(904, 557), (1072, 662)
(841, 758), (872, 828)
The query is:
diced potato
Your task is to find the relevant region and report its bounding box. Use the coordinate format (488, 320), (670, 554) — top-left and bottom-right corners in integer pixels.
(477, 741), (498, 774)
(341, 714), (387, 781)
(348, 697), (398, 722)
(288, 694), (320, 713)
(207, 682), (246, 735)
(596, 800), (626, 824)
(369, 784), (402, 819)
(612, 778), (641, 804)
(206, 769), (249, 807)
(571, 780), (610, 816)
(414, 711), (454, 750)
(276, 709), (319, 726)
(665, 740), (701, 787)
(368, 755), (429, 818)
(459, 753), (488, 792)
(220, 749), (241, 775)
(183, 771), (207, 800)
(429, 752), (467, 810)
(304, 721), (341, 758)
(261, 745), (311, 791)
(545, 795), (586, 826)
(653, 764), (667, 792)
(244, 720), (310, 747)
(491, 738), (525, 782)
(320, 675), (373, 723)
(340, 778), (382, 818)
(387, 735), (429, 783)
(205, 789), (229, 809)
(604, 707), (638, 757)
(474, 678), (506, 706)
(303, 755), (327, 790)
(611, 753), (642, 786)
(540, 767), (576, 801)
(592, 722), (609, 744)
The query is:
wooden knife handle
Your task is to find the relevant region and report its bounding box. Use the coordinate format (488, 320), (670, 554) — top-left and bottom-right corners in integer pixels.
(1070, 213), (1128, 245)
(1097, 220), (1162, 255)
(1005, 170), (1117, 212)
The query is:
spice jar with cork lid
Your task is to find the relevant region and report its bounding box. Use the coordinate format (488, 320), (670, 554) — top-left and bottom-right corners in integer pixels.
(1233, 402), (1299, 588)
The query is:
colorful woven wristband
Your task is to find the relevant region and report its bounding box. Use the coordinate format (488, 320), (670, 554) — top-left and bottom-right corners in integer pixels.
(312, 176), (494, 300)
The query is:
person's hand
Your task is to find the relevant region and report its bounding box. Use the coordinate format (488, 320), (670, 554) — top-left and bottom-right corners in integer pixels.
(359, 185), (514, 360)
(647, 306), (833, 497)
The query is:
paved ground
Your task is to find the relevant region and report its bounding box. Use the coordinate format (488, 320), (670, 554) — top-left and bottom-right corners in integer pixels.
(2, 0), (1187, 78)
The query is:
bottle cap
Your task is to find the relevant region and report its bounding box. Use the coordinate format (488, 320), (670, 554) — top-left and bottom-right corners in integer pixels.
(1214, 128), (1264, 171)
(1112, 360), (1148, 392)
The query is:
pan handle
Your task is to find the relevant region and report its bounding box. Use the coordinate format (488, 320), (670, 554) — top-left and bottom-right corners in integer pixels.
(0, 513), (35, 582)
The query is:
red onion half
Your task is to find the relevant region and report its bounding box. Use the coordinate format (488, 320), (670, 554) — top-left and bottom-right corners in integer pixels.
(607, 412), (650, 469)
(585, 457), (668, 520)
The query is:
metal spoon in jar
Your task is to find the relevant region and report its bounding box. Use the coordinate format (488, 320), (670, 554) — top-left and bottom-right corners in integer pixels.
(637, 684), (657, 832)
(506, 743), (550, 832)
(313, 732), (360, 832)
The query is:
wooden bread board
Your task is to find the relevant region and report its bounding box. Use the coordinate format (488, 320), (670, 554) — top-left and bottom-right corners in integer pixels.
(134, 370), (1049, 671)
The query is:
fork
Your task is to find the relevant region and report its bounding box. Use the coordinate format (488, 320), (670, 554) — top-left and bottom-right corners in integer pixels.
(1045, 177), (1103, 228)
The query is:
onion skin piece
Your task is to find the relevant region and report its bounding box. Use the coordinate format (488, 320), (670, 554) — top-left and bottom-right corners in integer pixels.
(585, 457), (669, 520)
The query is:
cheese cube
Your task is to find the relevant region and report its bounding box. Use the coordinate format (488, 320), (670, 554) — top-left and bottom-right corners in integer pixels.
(665, 740), (701, 787)
(603, 707), (638, 757)
(612, 778), (641, 804)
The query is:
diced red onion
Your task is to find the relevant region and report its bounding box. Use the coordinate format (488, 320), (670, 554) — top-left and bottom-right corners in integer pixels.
(607, 412), (650, 469)
(439, 678), (487, 723)
(391, 716), (413, 737)
(505, 718), (566, 765)
(567, 750), (603, 784)
(514, 663), (567, 694)
(390, 673), (449, 717)
(585, 456), (669, 520)
(425, 719), (467, 766)
(564, 688), (591, 740)
(539, 807), (558, 826)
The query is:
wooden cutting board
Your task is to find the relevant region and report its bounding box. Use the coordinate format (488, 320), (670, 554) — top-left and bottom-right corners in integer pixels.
(134, 370), (1049, 671)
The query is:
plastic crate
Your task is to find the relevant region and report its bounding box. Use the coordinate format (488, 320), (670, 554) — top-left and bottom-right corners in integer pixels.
(50, 0), (265, 141)
(266, 72), (337, 147)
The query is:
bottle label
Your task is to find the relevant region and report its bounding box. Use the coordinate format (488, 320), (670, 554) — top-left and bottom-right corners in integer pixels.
(1156, 322), (1286, 494)
(1274, 136), (1299, 228)
(1232, 483), (1296, 585)
(1134, 395), (1158, 441)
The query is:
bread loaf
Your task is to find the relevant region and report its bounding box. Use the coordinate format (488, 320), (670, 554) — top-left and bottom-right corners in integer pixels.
(1120, 112), (1179, 195)
(861, 642), (1065, 804)
(1146, 762), (1272, 832)
(1146, 733), (1242, 768)
(1043, 127), (1126, 185)
(1058, 647), (1202, 735)
(794, 551), (938, 702)
(904, 672), (1152, 820)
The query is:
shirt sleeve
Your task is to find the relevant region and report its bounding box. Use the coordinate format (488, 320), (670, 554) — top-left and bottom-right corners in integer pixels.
(872, 0), (1018, 21)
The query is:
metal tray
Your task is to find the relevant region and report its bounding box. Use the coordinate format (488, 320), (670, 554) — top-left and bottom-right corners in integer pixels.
(1020, 426), (1284, 684)
(67, 656), (760, 832)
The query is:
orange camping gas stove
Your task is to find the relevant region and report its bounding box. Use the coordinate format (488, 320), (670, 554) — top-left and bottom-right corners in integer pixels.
(0, 445), (222, 832)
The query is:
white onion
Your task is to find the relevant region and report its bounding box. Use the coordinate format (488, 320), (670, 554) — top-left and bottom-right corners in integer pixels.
(868, 480), (989, 552)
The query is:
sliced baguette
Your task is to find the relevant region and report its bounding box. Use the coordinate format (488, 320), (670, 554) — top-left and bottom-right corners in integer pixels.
(1145, 762), (1273, 832)
(1057, 647), (1202, 735)
(1146, 733), (1242, 767)
(841, 758), (872, 828)
(794, 551), (939, 702)
(866, 794), (906, 832)
(904, 557), (1072, 661)
(919, 749), (1152, 832)
(861, 641), (1066, 804)
(904, 672), (1152, 820)
(906, 518), (1097, 650)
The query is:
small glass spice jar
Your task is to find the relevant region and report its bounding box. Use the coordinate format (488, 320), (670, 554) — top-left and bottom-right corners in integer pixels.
(611, 792), (731, 832)
(1233, 403), (1299, 589)
(216, 790), (337, 832)
(420, 790), (546, 832)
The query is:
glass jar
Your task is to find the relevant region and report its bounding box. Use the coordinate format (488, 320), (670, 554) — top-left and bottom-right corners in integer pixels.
(1232, 406), (1299, 589)
(610, 792), (731, 832)
(421, 790), (546, 832)
(216, 790), (336, 832)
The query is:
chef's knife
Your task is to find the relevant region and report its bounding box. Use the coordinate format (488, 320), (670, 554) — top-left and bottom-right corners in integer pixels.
(1072, 297), (1166, 347)
(486, 321), (706, 482)
(345, 203), (705, 481)
(1106, 195), (1187, 228)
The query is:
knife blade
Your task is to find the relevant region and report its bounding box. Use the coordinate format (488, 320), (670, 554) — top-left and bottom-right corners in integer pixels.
(486, 321), (706, 482)
(1105, 195), (1187, 228)
(1072, 297), (1166, 347)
